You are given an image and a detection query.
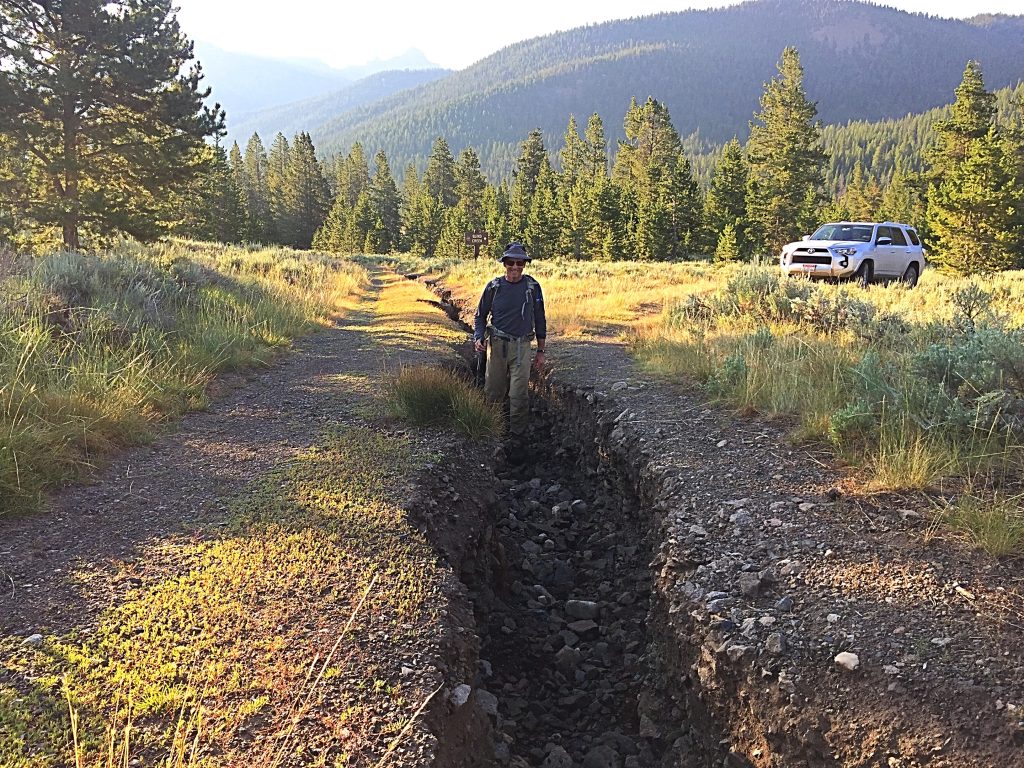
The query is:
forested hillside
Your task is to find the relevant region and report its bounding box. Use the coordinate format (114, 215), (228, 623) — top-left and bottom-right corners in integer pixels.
(268, 0), (1024, 179)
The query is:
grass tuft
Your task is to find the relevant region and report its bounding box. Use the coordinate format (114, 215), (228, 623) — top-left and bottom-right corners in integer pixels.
(940, 492), (1024, 556)
(386, 365), (502, 439)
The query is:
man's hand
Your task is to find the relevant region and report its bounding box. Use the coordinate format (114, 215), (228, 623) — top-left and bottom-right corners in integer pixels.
(474, 338), (485, 353)
(533, 350), (546, 370)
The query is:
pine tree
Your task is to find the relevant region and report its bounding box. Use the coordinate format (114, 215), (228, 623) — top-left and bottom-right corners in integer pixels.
(559, 116), (586, 186)
(267, 133), (291, 242)
(926, 62), (1014, 274)
(526, 158), (561, 259)
(400, 162), (423, 253)
(227, 142), (251, 238)
(613, 97), (696, 259)
(243, 134), (273, 243)
(928, 127), (1014, 274)
(593, 176), (628, 261)
(705, 139), (749, 250)
(557, 116), (589, 258)
(0, 0), (224, 248)
(172, 145), (246, 243)
(338, 143), (371, 210)
(422, 137), (458, 209)
(509, 129), (547, 237)
(714, 223), (742, 263)
(929, 61), (996, 179)
(436, 147), (489, 259)
(745, 47), (828, 256)
(365, 151), (401, 253)
(281, 133), (328, 248)
(582, 114), (611, 257)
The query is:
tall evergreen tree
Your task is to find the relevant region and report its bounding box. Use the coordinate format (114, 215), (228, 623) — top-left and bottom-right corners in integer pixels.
(613, 97), (697, 259)
(227, 141), (250, 238)
(422, 137), (458, 209)
(558, 116), (589, 258)
(172, 144), (246, 243)
(242, 134), (273, 243)
(267, 133), (291, 242)
(399, 161), (424, 253)
(436, 147), (490, 258)
(584, 113), (609, 180)
(705, 139), (749, 252)
(282, 132), (329, 248)
(364, 150), (401, 253)
(509, 129), (547, 237)
(745, 47), (828, 255)
(0, 0), (224, 248)
(526, 158), (561, 259)
(338, 142), (371, 210)
(926, 62), (1015, 274)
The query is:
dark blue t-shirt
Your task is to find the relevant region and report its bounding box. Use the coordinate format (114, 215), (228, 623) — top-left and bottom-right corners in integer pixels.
(473, 275), (546, 342)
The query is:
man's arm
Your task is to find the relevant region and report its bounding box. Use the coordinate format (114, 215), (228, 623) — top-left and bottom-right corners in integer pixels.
(533, 282), (546, 367)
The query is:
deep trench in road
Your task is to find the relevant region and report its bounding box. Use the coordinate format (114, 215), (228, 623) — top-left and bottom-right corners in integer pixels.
(465, 395), (675, 768)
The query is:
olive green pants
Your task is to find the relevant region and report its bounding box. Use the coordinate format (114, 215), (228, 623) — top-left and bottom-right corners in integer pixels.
(485, 336), (533, 436)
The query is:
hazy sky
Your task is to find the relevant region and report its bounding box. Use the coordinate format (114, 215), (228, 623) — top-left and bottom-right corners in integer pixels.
(174, 0), (1024, 71)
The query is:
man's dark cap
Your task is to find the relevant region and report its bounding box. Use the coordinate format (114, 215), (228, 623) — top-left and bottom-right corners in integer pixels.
(499, 242), (531, 263)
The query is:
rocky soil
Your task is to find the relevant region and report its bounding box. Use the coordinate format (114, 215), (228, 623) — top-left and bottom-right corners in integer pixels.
(471, 417), (656, 768)
(526, 337), (1024, 767)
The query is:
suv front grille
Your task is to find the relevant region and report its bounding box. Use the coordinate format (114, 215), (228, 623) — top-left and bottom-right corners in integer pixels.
(791, 251), (832, 265)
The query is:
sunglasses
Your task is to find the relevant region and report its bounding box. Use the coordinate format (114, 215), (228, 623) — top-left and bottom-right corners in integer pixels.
(504, 259), (526, 267)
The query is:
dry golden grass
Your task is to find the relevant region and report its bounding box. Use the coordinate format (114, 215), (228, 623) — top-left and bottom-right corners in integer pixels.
(0, 240), (368, 515)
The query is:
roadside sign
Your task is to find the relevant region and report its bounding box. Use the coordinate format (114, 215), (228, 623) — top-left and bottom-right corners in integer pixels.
(465, 230), (488, 257)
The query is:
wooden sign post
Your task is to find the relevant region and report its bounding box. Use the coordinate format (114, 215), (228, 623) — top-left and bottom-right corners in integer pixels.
(464, 230), (489, 258)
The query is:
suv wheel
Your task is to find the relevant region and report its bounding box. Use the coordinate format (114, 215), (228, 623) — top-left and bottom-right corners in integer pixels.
(902, 263), (920, 288)
(854, 260), (874, 288)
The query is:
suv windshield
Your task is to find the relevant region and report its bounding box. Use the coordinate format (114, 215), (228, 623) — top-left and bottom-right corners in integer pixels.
(810, 224), (873, 242)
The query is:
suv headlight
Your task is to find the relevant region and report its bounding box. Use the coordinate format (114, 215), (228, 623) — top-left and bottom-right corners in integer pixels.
(832, 247), (858, 257)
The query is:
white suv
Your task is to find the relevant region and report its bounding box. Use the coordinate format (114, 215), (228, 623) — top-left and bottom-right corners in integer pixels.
(779, 221), (926, 287)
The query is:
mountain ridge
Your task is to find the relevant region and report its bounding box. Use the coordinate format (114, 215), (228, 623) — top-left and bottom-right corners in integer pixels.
(229, 0), (1024, 180)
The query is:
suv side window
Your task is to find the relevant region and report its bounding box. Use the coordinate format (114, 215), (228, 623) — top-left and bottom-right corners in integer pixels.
(889, 227), (908, 246)
(906, 228), (920, 246)
(875, 226), (891, 243)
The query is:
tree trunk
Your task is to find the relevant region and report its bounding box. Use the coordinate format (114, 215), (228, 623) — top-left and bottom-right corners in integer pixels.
(62, 98), (80, 251)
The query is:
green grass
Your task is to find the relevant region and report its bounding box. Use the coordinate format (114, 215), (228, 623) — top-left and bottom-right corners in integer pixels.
(385, 365), (503, 439)
(935, 491), (1024, 556)
(0, 427), (445, 767)
(0, 240), (367, 515)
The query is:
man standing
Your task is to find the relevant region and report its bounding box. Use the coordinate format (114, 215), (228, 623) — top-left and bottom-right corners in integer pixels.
(473, 242), (547, 442)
